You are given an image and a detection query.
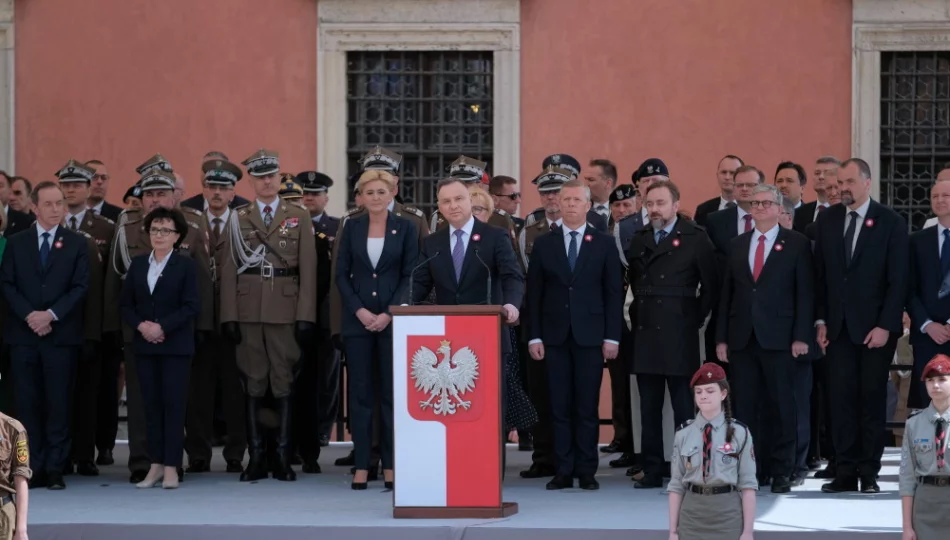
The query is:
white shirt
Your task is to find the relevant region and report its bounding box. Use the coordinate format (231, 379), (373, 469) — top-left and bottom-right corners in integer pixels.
(256, 199), (278, 223)
(843, 198), (872, 253)
(312, 213), (324, 224)
(449, 216), (475, 255)
(592, 202), (610, 219)
(147, 251), (172, 293)
(717, 197), (734, 211)
(748, 224), (780, 274)
(925, 216), (939, 229)
(921, 222), (950, 333)
(641, 207), (649, 225)
(65, 208), (87, 230)
(206, 207), (231, 235)
(562, 222), (587, 257)
(387, 200), (396, 212)
(89, 200), (105, 216)
(736, 206), (752, 235)
(813, 202), (830, 222)
(546, 217), (563, 230)
(36, 224), (60, 321)
(367, 238), (384, 268)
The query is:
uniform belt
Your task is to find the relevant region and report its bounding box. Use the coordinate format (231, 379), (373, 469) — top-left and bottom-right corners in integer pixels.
(0, 493), (12, 506)
(242, 267), (299, 277)
(919, 476), (950, 487)
(686, 484), (736, 495)
(633, 286), (696, 297)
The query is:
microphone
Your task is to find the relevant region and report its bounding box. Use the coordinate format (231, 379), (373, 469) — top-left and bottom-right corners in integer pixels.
(473, 248), (492, 305)
(408, 251), (440, 306)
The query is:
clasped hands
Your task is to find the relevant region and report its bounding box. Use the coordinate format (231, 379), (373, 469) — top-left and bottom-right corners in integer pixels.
(356, 308), (392, 332)
(137, 321), (165, 344)
(25, 310), (54, 337)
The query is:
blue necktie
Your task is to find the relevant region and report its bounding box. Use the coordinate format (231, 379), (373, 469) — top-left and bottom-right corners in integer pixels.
(655, 229), (668, 244)
(452, 229), (465, 281)
(40, 232), (50, 267)
(568, 231), (578, 271)
(942, 229), (950, 278)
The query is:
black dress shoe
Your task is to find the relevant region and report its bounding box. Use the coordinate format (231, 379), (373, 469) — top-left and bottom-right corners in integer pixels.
(578, 475), (599, 490)
(860, 476), (880, 494)
(226, 460), (244, 473)
(384, 480), (394, 489)
(771, 475), (791, 494)
(609, 452), (634, 468)
(806, 457), (821, 471)
(30, 473), (48, 489)
(757, 474), (771, 487)
(520, 464), (556, 479)
(318, 434), (330, 447)
(178, 467), (185, 482)
(76, 461), (99, 476)
(302, 460), (322, 474)
(546, 475), (573, 490)
(335, 450), (356, 466)
(789, 473), (805, 487)
(186, 460), (210, 473)
(600, 441), (622, 454)
(351, 481), (367, 490)
(821, 477), (858, 493)
(47, 473), (66, 490)
(96, 449), (114, 466)
(814, 465), (837, 479)
(626, 464), (643, 476)
(129, 470), (148, 484)
(633, 474), (663, 489)
(518, 432), (533, 452)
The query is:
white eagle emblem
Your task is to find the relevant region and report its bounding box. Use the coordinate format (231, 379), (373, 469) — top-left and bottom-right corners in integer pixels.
(411, 340), (479, 415)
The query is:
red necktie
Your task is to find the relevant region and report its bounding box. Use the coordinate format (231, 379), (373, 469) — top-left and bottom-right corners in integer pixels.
(702, 423), (713, 482)
(937, 419), (947, 470)
(743, 214), (753, 233)
(752, 235), (766, 281)
(818, 204), (828, 212)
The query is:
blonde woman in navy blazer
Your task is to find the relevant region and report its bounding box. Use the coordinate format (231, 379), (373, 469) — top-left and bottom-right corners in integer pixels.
(336, 170), (419, 490)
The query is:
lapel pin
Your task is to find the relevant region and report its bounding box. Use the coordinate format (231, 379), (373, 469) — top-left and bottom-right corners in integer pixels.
(584, 234), (593, 242)
(391, 229), (397, 235)
(865, 218), (874, 227)
(774, 243), (784, 252)
(472, 234), (481, 242)
(672, 239), (680, 247)
(54, 238), (64, 249)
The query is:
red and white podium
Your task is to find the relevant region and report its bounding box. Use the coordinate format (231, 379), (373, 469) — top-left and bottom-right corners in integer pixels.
(390, 305), (518, 519)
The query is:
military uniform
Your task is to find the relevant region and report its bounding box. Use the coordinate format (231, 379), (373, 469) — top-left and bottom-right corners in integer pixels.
(103, 159), (214, 481)
(220, 149), (317, 482)
(668, 363), (757, 540)
(899, 356), (950, 540)
(0, 412), (30, 539)
(183, 159), (247, 474)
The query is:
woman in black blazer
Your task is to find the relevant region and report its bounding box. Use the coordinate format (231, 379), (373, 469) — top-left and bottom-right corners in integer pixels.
(336, 170), (419, 490)
(120, 207), (200, 489)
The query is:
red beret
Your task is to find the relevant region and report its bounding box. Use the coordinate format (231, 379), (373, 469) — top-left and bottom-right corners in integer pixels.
(691, 362), (727, 387)
(921, 354), (950, 381)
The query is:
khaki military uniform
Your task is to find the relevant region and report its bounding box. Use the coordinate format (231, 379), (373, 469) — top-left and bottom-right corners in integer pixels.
(220, 200), (317, 398)
(328, 202), (427, 337)
(0, 413), (30, 540)
(668, 412), (757, 540)
(899, 404), (950, 540)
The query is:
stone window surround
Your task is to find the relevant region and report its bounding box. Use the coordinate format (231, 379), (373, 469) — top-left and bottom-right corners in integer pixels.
(0, 0), (14, 174)
(317, 0), (520, 217)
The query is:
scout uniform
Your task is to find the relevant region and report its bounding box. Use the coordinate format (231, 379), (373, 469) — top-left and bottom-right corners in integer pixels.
(56, 160), (115, 476)
(103, 160), (214, 481)
(220, 149), (317, 482)
(0, 412), (30, 539)
(899, 355), (950, 540)
(669, 363), (757, 540)
(183, 159), (247, 474)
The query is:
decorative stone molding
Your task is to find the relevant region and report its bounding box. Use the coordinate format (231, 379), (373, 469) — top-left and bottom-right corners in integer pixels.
(317, 0), (520, 217)
(853, 0), (950, 198)
(0, 0), (12, 24)
(0, 0), (13, 174)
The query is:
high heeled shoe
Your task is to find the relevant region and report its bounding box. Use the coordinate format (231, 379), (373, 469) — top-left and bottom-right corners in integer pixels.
(162, 467), (179, 489)
(136, 469), (164, 489)
(351, 481), (368, 490)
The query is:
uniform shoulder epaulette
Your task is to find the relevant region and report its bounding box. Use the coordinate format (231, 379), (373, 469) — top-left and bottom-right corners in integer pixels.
(289, 201), (307, 211)
(675, 419), (694, 432)
(495, 208), (508, 216)
(233, 202), (250, 211)
(180, 206), (202, 216)
(316, 232), (327, 239)
(908, 409), (924, 418)
(731, 418), (749, 429)
(78, 230), (93, 240)
(93, 213), (115, 225)
(402, 206), (425, 218)
(343, 206), (363, 218)
(120, 207), (143, 223)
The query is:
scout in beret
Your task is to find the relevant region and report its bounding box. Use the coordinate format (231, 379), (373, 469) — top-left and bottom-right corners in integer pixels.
(136, 154), (174, 176)
(899, 354), (950, 540)
(667, 363), (757, 540)
(241, 149), (280, 177)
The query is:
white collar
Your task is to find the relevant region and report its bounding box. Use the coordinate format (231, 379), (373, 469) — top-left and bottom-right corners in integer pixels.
(148, 250), (173, 266)
(66, 207), (87, 225)
(312, 213), (324, 222)
(89, 200), (104, 213)
(207, 206), (230, 224)
(256, 199), (279, 215)
(546, 217), (563, 228)
(562, 222), (587, 237)
(737, 205), (750, 219)
(938, 221), (950, 237)
(719, 196), (734, 208)
(387, 200), (396, 212)
(848, 198), (872, 218)
(449, 216), (476, 237)
(752, 223), (780, 242)
(37, 223), (59, 240)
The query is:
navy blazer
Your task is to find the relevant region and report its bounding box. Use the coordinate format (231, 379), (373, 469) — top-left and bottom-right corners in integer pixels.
(120, 251), (200, 356)
(412, 218), (524, 353)
(813, 200), (908, 344)
(526, 226), (623, 348)
(693, 197), (722, 228)
(908, 226), (950, 346)
(335, 212), (419, 337)
(0, 224), (89, 346)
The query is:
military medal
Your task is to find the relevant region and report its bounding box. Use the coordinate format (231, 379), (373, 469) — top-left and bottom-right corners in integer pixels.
(279, 240), (287, 248)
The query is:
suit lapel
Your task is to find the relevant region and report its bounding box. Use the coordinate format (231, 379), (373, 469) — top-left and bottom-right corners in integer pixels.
(437, 228), (457, 288)
(375, 213), (398, 270)
(570, 229), (592, 281)
(151, 252), (176, 296)
(924, 226), (942, 282)
(351, 215), (373, 270)
(849, 202), (876, 266)
(755, 228), (785, 282)
(246, 201), (268, 235)
(457, 221), (481, 286)
(738, 232), (755, 281)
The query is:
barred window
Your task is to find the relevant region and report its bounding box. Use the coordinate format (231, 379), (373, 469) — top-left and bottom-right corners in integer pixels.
(346, 51), (493, 216)
(880, 51), (950, 231)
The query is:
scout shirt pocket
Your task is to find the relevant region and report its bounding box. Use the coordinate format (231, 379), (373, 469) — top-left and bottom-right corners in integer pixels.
(913, 439), (935, 471)
(679, 446), (700, 475)
(715, 446), (740, 478)
(0, 438), (9, 462)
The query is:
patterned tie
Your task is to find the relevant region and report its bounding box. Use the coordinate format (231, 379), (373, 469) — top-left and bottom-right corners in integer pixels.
(742, 214), (753, 233)
(702, 423), (713, 482)
(263, 205), (273, 228)
(753, 235), (766, 281)
(452, 229), (465, 281)
(549, 222), (557, 232)
(212, 217), (223, 238)
(69, 216), (78, 231)
(937, 418), (947, 471)
(40, 232), (50, 267)
(941, 230), (950, 278)
(655, 229), (667, 244)
(818, 204), (829, 212)
(567, 231), (578, 271)
(844, 211), (858, 264)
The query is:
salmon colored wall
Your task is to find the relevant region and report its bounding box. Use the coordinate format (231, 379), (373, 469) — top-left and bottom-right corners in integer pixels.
(519, 0), (853, 216)
(15, 0), (317, 204)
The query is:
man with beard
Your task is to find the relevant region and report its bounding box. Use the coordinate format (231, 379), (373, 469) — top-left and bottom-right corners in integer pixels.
(626, 180), (718, 488)
(773, 161), (807, 211)
(694, 155), (744, 227)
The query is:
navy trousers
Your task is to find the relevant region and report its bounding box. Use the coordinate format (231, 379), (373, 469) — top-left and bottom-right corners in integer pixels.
(136, 354), (191, 468)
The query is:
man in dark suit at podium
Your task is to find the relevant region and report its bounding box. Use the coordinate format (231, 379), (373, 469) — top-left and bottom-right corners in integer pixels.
(526, 180), (622, 491)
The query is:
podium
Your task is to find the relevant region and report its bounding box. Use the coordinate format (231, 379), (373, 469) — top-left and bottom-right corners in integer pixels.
(390, 305), (518, 519)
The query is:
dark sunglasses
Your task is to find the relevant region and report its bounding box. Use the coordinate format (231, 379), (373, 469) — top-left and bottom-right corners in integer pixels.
(492, 192), (520, 201)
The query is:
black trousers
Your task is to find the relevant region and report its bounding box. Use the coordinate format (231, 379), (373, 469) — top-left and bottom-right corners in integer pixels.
(95, 340), (121, 454)
(12, 343), (77, 474)
(0, 345), (15, 415)
(545, 338), (603, 477)
(526, 352), (556, 469)
(792, 360), (813, 476)
(344, 331), (394, 471)
(184, 335), (246, 463)
(70, 343), (101, 462)
(294, 337), (325, 462)
(730, 340), (797, 478)
(316, 337), (342, 440)
(909, 339), (950, 410)
(826, 323), (897, 478)
(137, 354), (191, 468)
(123, 343), (151, 473)
(607, 341), (633, 452)
(808, 355), (835, 463)
(637, 374), (692, 477)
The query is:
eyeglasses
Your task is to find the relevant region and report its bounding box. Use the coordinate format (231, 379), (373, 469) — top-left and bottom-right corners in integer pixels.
(93, 174), (110, 182)
(472, 206), (488, 214)
(492, 192), (520, 201)
(149, 227), (177, 237)
(749, 200), (777, 209)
